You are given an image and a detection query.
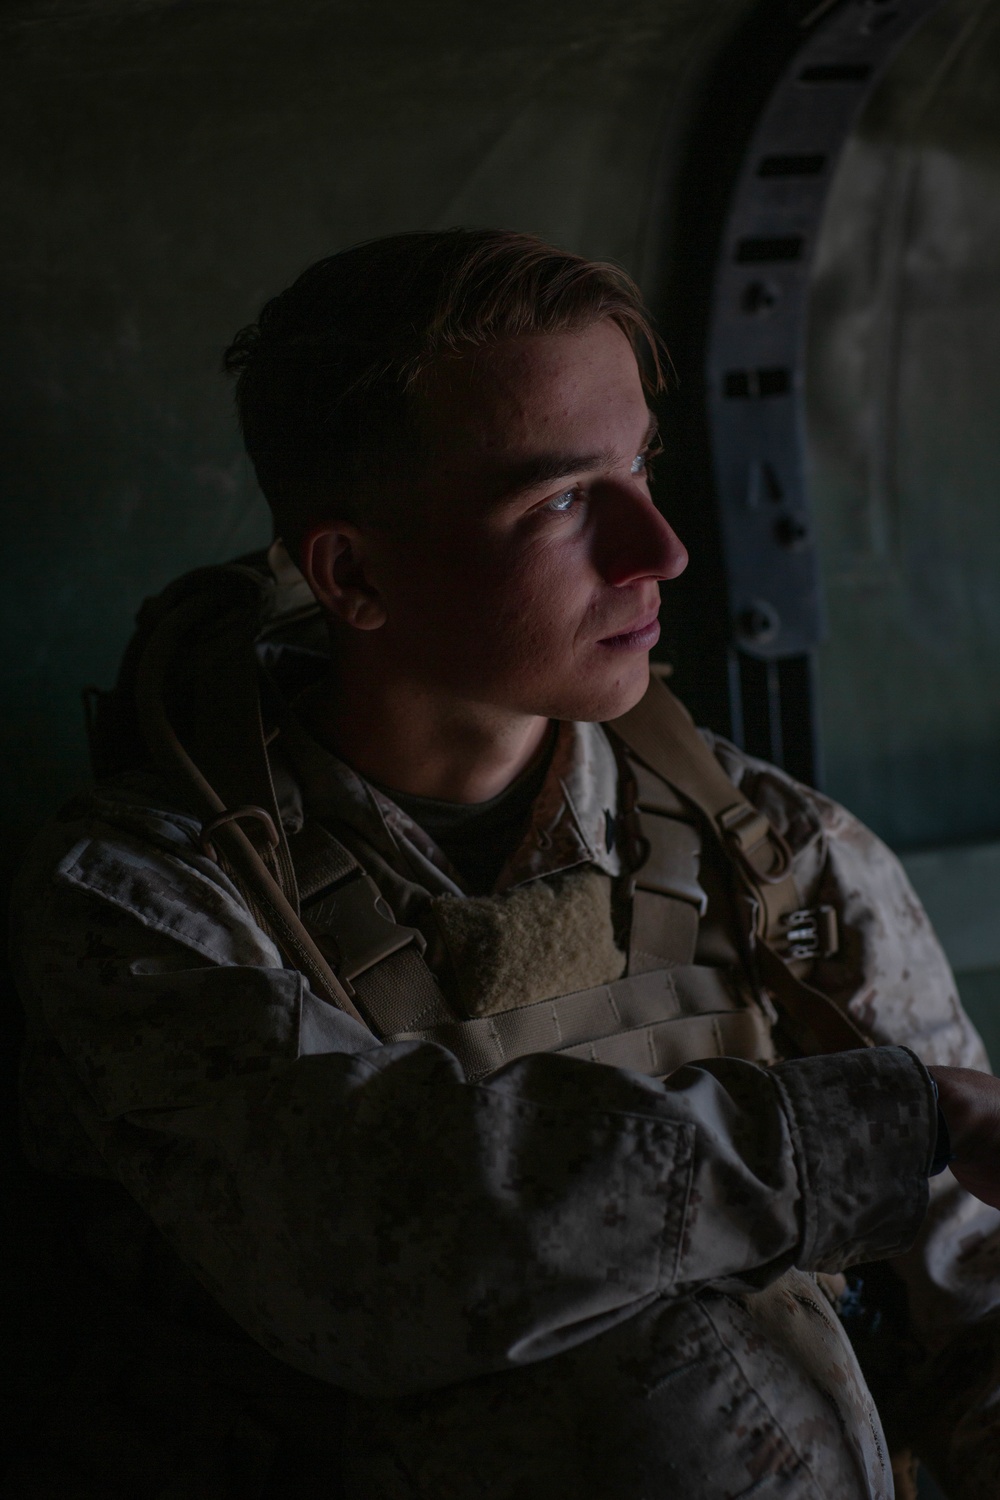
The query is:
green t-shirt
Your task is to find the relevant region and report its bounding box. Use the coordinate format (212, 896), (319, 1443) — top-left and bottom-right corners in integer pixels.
(375, 730), (555, 895)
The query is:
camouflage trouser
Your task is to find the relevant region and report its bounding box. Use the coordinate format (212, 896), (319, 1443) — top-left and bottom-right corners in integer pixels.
(344, 1271), (892, 1500)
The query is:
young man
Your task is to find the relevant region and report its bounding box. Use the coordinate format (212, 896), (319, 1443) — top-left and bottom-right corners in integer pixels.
(12, 229), (1000, 1499)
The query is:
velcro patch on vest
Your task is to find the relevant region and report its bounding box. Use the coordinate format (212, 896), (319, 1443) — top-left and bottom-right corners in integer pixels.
(430, 868), (626, 1019)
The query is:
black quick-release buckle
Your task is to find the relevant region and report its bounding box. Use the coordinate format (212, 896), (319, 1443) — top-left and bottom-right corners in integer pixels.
(776, 905), (839, 961)
(303, 872), (426, 996)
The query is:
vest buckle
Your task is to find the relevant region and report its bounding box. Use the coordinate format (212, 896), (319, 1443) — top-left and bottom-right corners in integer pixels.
(776, 905), (839, 961)
(304, 872), (427, 996)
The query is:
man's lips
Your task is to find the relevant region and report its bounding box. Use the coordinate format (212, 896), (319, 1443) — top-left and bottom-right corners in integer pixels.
(597, 609), (661, 650)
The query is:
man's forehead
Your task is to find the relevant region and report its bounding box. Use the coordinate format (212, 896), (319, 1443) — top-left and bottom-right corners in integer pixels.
(416, 323), (650, 472)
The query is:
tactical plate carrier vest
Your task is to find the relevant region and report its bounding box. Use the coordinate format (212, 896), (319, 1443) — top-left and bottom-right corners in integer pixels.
(88, 548), (870, 1079)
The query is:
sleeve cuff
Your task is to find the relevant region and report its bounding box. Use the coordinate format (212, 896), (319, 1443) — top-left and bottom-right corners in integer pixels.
(770, 1045), (934, 1272)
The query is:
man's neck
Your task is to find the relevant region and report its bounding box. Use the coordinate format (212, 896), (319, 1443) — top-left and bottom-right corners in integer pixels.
(296, 653), (552, 806)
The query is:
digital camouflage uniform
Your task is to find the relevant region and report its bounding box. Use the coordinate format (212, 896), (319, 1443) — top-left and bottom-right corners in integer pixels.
(9, 637), (1000, 1499)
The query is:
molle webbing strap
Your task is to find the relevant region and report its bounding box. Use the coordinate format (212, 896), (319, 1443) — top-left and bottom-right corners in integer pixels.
(354, 947), (450, 1037)
(628, 893), (698, 973)
(287, 820), (359, 902)
(608, 677), (871, 1057)
(629, 805), (705, 973)
(394, 963), (771, 1083)
(636, 811), (705, 910)
(558, 1008), (772, 1076)
(130, 564), (435, 1041)
(610, 678), (800, 937)
(290, 820), (453, 1036)
(286, 754), (773, 1079)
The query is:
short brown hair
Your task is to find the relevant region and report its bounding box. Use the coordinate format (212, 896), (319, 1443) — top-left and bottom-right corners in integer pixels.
(224, 229), (665, 552)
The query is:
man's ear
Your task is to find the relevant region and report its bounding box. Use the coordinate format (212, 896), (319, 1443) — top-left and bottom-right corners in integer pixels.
(299, 522), (388, 631)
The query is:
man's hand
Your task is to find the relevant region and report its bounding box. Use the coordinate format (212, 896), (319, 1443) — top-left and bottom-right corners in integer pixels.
(928, 1066), (1000, 1209)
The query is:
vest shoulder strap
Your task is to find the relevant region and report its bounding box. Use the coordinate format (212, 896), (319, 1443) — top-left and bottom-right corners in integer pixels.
(607, 676), (871, 1056)
(609, 675), (799, 922)
(290, 819), (453, 1036)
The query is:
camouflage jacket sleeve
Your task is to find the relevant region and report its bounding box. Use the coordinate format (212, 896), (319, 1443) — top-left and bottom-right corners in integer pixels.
(710, 736), (1000, 1498)
(12, 781), (934, 1400)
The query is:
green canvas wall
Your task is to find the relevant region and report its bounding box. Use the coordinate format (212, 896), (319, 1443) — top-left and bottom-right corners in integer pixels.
(0, 0), (747, 887)
(807, 0), (1000, 1057)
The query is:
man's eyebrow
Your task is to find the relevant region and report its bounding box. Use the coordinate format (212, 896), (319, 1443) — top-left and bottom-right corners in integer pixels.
(496, 411), (660, 497)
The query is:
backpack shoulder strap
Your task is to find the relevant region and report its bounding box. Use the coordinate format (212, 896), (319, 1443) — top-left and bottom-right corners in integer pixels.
(130, 565), (369, 1031)
(608, 676), (871, 1056)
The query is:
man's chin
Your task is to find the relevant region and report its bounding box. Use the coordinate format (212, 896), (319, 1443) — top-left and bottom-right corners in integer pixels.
(545, 655), (651, 724)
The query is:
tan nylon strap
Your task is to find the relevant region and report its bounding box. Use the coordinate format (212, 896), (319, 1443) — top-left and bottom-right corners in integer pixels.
(288, 821), (359, 904)
(353, 946), (452, 1035)
(633, 811), (707, 913)
(559, 1007), (774, 1076)
(609, 677), (800, 937)
(628, 890), (700, 973)
(393, 963), (747, 1081)
(754, 943), (867, 1056)
(627, 804), (707, 972)
(608, 677), (871, 1056)
(291, 818), (452, 1035)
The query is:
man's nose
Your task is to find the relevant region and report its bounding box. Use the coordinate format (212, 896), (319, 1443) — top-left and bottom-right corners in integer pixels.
(597, 483), (689, 587)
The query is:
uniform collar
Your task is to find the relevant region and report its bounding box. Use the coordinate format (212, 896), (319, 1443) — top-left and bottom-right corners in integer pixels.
(258, 643), (622, 895)
(498, 718), (621, 889)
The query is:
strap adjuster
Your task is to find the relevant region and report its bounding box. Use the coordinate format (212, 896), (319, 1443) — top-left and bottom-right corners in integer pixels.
(304, 872), (426, 995)
(718, 803), (792, 884)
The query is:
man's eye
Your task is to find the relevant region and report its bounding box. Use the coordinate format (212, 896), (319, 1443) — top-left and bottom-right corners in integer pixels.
(635, 443), (663, 479)
(546, 489), (579, 514)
